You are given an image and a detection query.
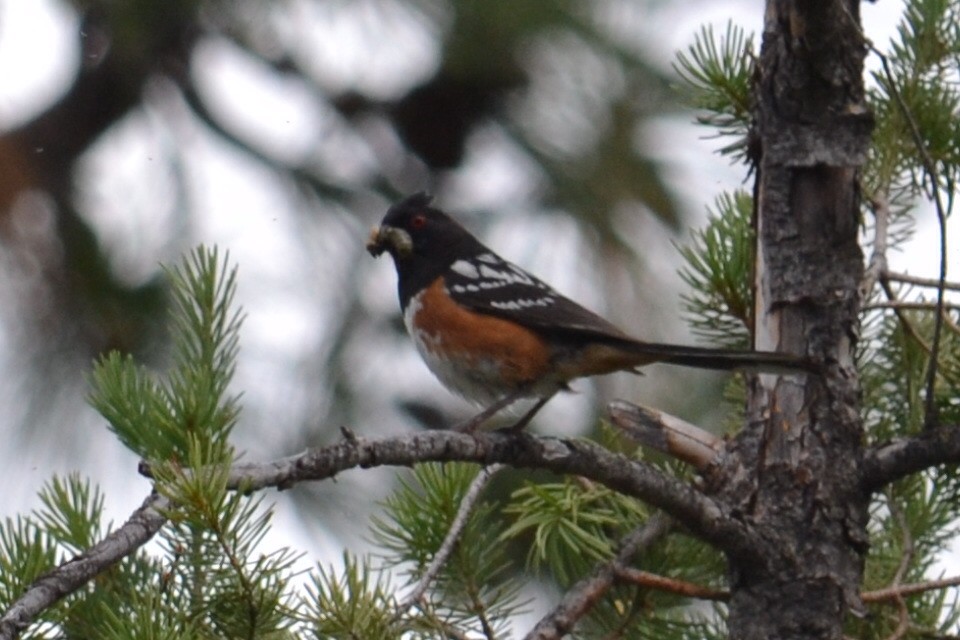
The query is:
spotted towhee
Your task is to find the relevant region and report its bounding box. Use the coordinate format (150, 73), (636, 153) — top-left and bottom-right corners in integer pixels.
(367, 193), (810, 431)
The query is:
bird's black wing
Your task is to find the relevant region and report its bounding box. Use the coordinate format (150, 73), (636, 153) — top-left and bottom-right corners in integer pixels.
(443, 251), (633, 343)
(443, 251), (811, 373)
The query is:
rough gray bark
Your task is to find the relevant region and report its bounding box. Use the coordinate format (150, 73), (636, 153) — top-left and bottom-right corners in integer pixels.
(714, 1), (873, 638)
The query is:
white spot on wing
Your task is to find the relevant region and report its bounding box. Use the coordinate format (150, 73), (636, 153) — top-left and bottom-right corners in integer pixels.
(478, 263), (535, 285)
(451, 259), (480, 279)
(490, 296), (556, 310)
(478, 265), (503, 280)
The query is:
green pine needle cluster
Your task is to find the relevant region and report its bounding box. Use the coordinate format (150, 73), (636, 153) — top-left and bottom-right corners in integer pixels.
(674, 22), (754, 160)
(502, 476), (728, 637)
(370, 462), (526, 637)
(1, 248), (305, 638)
(302, 553), (399, 638)
(864, 0), (960, 256)
(676, 190), (754, 350)
(869, 0), (960, 200)
(159, 489), (301, 639)
(89, 246), (242, 465)
(502, 478), (644, 584)
(844, 300), (960, 638)
(0, 476), (99, 624)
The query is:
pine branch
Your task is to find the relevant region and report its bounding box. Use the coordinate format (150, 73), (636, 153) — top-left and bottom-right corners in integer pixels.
(523, 515), (671, 640)
(394, 464), (505, 618)
(0, 493), (170, 640)
(862, 423), (960, 491)
(215, 430), (761, 564)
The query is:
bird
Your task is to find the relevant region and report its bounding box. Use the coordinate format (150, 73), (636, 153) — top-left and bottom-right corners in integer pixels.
(366, 192), (811, 432)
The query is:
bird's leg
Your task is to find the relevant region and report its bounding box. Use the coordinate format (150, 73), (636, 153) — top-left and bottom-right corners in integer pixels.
(454, 387), (534, 432)
(498, 393), (554, 433)
(455, 388), (556, 433)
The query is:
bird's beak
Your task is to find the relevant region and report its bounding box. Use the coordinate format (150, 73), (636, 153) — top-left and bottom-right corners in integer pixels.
(366, 225), (413, 258)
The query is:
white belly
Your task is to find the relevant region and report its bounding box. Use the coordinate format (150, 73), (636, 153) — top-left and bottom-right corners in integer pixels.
(403, 294), (507, 405)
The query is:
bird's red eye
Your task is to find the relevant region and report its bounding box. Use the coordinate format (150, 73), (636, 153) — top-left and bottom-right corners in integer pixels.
(411, 214), (427, 229)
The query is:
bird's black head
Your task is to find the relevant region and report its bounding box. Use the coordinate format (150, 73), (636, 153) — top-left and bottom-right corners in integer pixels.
(367, 193), (476, 260)
(367, 193), (485, 306)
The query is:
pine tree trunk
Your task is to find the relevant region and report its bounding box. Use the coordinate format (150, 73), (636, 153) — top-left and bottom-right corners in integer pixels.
(718, 1), (874, 638)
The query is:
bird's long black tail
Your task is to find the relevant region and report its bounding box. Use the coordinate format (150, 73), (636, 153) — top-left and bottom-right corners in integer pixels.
(623, 340), (815, 373)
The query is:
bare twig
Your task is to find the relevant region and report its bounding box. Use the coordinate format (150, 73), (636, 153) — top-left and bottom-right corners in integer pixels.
(610, 571), (960, 606)
(0, 493), (171, 640)
(607, 400), (722, 469)
(862, 193), (891, 300)
(864, 301), (960, 312)
(531, 564), (960, 610)
(874, 49), (951, 429)
(613, 566), (727, 600)
(523, 515), (671, 640)
(396, 464), (505, 617)
(881, 494), (914, 640)
(884, 271), (960, 292)
(881, 277), (934, 355)
(577, 566), (960, 607)
(863, 575), (960, 602)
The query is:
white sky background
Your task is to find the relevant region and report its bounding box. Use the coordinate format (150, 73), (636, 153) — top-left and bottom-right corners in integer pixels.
(0, 0), (958, 609)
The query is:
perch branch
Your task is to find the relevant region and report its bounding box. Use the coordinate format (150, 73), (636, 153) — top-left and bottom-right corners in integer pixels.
(220, 430), (759, 563)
